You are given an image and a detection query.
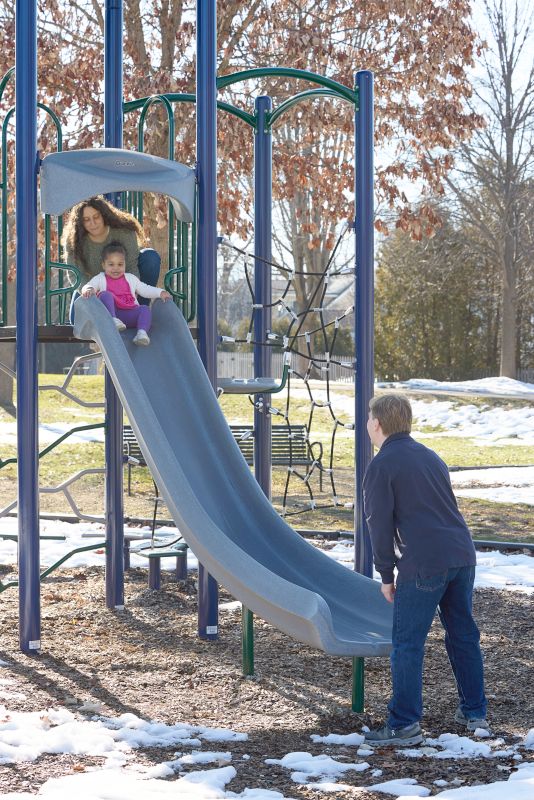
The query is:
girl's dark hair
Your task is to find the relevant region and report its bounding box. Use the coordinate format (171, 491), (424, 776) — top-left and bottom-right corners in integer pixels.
(101, 242), (127, 262)
(61, 196), (146, 271)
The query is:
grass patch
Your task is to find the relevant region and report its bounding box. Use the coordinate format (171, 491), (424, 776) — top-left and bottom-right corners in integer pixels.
(0, 442), (104, 483)
(36, 375), (105, 425)
(417, 436), (534, 468)
(459, 497), (534, 544)
(407, 391), (529, 411)
(1, 376), (532, 541)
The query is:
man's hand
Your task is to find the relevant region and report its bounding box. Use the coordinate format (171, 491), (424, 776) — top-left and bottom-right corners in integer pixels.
(81, 288), (95, 298)
(160, 290), (171, 302)
(381, 582), (395, 603)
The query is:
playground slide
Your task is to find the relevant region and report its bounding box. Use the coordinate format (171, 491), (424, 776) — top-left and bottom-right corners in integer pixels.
(74, 298), (392, 657)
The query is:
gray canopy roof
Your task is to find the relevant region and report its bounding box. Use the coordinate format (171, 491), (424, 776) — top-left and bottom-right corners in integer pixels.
(40, 148), (195, 223)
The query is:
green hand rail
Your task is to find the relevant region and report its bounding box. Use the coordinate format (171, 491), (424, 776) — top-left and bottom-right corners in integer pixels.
(0, 541), (107, 594)
(0, 422), (104, 470)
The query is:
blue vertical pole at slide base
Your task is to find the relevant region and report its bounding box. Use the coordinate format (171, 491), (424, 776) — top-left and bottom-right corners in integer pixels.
(353, 70), (374, 713)
(104, 0), (125, 610)
(354, 70), (374, 579)
(242, 95), (273, 675)
(16, 0), (41, 653)
(196, 0), (219, 639)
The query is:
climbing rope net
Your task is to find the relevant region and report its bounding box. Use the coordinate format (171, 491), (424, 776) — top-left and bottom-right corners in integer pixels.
(0, 226), (356, 529)
(219, 225), (356, 523)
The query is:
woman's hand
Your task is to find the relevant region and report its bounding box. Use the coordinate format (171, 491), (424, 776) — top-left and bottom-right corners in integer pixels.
(160, 291), (171, 302)
(81, 288), (95, 298)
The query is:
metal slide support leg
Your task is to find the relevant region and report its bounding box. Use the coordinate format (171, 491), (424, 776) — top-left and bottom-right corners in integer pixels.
(196, 0), (219, 640)
(16, 0), (41, 653)
(198, 564), (218, 639)
(242, 607), (254, 676)
(352, 657), (365, 712)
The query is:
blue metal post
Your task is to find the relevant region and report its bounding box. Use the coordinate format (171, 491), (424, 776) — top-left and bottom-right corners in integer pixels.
(104, 0), (124, 610)
(253, 96), (273, 497)
(196, 0), (219, 639)
(354, 70), (374, 578)
(241, 95), (273, 676)
(16, 0), (41, 653)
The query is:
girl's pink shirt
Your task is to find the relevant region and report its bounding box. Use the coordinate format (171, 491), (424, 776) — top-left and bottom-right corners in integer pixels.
(105, 274), (136, 309)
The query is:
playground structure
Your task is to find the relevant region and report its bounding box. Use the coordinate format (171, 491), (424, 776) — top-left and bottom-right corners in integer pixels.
(4, 1), (382, 706)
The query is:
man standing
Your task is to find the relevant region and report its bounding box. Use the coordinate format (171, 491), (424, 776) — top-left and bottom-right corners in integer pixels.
(362, 394), (488, 747)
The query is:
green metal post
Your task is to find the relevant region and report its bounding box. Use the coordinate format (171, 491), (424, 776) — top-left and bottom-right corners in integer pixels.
(352, 656), (365, 712)
(242, 606), (254, 675)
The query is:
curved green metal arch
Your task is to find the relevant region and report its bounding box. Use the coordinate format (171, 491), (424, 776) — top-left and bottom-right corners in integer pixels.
(268, 88), (354, 128)
(1, 99), (65, 325)
(123, 69), (356, 132)
(0, 67), (15, 104)
(123, 93), (256, 129)
(137, 95), (175, 156)
(217, 67), (357, 106)
(135, 94), (176, 243)
(38, 102), (63, 148)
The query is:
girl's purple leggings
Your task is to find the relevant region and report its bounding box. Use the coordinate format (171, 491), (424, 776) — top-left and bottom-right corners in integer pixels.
(98, 290), (152, 331)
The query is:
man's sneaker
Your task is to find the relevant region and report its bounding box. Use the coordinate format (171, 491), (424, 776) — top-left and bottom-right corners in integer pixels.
(113, 317), (126, 332)
(454, 707), (491, 733)
(133, 329), (150, 346)
(364, 722), (423, 747)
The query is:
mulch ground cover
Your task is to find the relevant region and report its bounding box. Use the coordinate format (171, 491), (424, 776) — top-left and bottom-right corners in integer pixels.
(1, 547), (533, 798)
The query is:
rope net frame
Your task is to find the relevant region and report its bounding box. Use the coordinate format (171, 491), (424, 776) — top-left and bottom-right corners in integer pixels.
(219, 225), (356, 525)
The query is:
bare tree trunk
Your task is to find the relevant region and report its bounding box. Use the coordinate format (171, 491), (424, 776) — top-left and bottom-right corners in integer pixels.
(500, 260), (517, 377)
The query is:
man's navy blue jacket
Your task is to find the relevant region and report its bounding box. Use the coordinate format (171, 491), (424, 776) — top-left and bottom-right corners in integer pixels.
(362, 433), (476, 584)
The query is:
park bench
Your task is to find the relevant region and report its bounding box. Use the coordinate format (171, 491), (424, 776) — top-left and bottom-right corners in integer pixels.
(229, 424), (324, 489)
(123, 422), (324, 493)
(123, 424), (148, 495)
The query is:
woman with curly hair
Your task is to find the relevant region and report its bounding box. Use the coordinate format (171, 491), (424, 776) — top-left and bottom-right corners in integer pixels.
(62, 196), (161, 318)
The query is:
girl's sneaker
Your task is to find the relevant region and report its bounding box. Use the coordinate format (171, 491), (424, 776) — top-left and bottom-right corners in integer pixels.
(133, 329), (150, 346)
(113, 317), (126, 332)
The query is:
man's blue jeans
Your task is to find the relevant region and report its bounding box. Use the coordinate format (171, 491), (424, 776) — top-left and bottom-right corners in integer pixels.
(388, 565), (486, 729)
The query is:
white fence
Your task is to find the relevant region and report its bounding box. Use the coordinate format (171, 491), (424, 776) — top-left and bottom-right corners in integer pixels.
(217, 351), (354, 382)
(218, 353), (534, 385)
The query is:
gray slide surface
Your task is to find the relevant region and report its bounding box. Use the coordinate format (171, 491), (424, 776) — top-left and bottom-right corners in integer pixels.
(74, 298), (392, 656)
